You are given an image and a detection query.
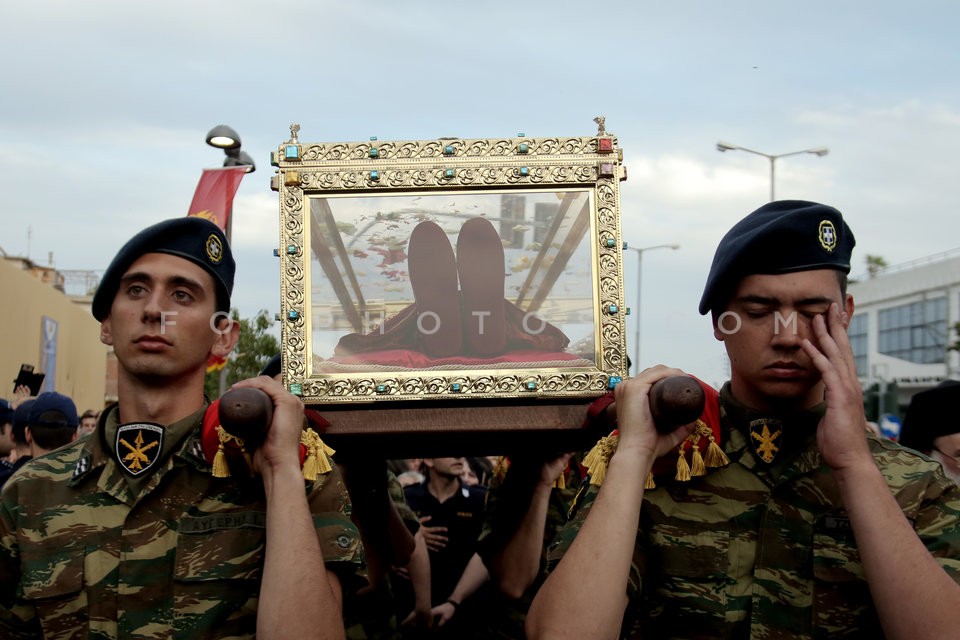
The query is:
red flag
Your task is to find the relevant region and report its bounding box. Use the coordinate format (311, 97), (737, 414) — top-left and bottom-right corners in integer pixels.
(187, 167), (248, 231)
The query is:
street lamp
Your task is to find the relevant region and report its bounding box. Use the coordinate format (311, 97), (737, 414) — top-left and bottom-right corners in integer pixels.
(205, 125), (255, 396)
(205, 124), (256, 243)
(625, 243), (680, 371)
(716, 141), (828, 201)
(206, 124), (256, 175)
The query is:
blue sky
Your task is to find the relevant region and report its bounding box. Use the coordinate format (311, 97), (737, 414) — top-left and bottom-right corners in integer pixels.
(2, 1), (959, 387)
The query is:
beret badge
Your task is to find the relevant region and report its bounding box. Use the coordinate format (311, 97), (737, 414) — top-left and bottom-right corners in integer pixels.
(206, 233), (224, 264)
(818, 219), (837, 253)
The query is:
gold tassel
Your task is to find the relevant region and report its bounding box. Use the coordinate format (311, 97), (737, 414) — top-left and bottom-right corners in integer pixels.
(698, 420), (729, 468)
(492, 456), (509, 483)
(553, 472), (566, 490)
(675, 444), (691, 482)
(300, 429), (334, 481)
(212, 426), (231, 478)
(645, 471), (656, 489)
(301, 430), (320, 481)
(314, 435), (333, 475)
(690, 444), (707, 477)
(585, 434), (619, 486)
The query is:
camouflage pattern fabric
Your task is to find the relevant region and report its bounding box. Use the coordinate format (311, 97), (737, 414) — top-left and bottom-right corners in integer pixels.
(0, 406), (362, 639)
(546, 384), (960, 639)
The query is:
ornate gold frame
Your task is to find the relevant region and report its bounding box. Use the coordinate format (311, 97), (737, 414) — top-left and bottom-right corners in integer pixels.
(270, 119), (628, 407)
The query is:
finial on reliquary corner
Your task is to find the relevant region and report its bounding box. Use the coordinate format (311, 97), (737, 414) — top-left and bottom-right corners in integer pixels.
(288, 123), (300, 144)
(593, 115), (606, 136)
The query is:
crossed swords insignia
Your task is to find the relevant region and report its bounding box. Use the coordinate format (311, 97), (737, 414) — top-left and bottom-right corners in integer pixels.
(749, 420), (782, 463)
(116, 423), (164, 476)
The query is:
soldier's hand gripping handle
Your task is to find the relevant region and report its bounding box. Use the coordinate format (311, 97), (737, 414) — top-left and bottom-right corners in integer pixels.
(604, 375), (706, 433)
(218, 387), (274, 448)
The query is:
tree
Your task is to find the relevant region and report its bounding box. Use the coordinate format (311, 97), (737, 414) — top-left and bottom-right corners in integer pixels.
(950, 322), (960, 353)
(204, 309), (281, 399)
(865, 254), (888, 278)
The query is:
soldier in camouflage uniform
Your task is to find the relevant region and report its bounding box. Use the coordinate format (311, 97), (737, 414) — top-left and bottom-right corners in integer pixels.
(527, 201), (960, 639)
(0, 217), (361, 639)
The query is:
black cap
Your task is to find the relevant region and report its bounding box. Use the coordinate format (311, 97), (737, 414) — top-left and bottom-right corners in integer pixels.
(0, 399), (12, 426)
(27, 392), (78, 429)
(92, 217), (235, 321)
(898, 380), (960, 453)
(699, 200), (855, 315)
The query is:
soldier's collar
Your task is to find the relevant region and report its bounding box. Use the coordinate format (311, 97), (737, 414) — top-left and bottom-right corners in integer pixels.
(720, 384), (824, 464)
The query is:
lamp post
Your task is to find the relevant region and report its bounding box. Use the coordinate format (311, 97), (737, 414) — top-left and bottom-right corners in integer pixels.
(716, 141), (828, 201)
(205, 124), (256, 241)
(205, 125), (255, 396)
(626, 243), (680, 371)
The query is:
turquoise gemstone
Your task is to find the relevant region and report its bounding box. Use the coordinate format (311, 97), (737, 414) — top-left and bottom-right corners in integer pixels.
(369, 148), (379, 158)
(444, 168), (455, 178)
(284, 145), (299, 159)
(290, 383), (302, 396)
(450, 383), (462, 392)
(520, 166), (529, 176)
(444, 145), (455, 155)
(370, 170), (380, 180)
(607, 376), (622, 389)
(288, 310), (299, 320)
(518, 142), (529, 154)
(608, 304), (618, 314)
(287, 245), (297, 254)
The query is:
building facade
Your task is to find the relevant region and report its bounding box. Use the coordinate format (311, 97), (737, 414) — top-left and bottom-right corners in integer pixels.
(848, 250), (960, 416)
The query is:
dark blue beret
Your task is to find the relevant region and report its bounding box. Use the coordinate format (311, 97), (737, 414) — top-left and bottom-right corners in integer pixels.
(93, 217), (235, 321)
(699, 200), (855, 315)
(898, 380), (960, 453)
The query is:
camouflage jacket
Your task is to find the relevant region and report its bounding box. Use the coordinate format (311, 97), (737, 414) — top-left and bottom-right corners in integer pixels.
(547, 385), (960, 639)
(0, 406), (362, 639)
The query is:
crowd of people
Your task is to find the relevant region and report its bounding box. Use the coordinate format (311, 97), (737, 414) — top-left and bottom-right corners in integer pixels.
(2, 201), (960, 639)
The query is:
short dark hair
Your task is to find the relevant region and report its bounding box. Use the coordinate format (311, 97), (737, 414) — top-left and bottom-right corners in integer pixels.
(27, 422), (76, 451)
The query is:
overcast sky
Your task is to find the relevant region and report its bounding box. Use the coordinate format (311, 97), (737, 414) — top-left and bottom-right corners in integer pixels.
(2, 1), (958, 387)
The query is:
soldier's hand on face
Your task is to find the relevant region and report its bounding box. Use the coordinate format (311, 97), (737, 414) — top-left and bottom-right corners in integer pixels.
(418, 516), (449, 552)
(230, 376), (306, 476)
(613, 365), (699, 458)
(801, 303), (872, 471)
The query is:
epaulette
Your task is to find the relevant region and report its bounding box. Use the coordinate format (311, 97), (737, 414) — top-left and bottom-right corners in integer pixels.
(582, 377), (728, 489)
(200, 400), (336, 480)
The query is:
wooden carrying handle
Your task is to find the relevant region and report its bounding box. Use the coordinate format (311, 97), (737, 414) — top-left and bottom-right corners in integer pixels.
(648, 375), (706, 432)
(605, 375), (706, 433)
(218, 375), (707, 446)
(218, 387), (274, 447)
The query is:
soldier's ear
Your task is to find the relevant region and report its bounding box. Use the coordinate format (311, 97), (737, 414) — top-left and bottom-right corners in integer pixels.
(100, 317), (114, 346)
